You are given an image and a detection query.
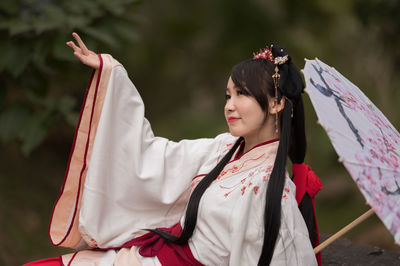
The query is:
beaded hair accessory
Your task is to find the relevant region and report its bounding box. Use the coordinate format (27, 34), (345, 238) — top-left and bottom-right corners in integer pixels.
(253, 45), (274, 62)
(253, 45), (292, 133)
(252, 45), (290, 98)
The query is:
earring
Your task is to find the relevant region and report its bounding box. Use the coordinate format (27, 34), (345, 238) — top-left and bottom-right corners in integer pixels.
(272, 66), (280, 99)
(274, 98), (279, 134)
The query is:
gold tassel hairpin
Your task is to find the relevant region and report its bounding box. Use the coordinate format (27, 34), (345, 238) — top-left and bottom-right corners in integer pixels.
(253, 46), (291, 134)
(272, 66), (280, 134)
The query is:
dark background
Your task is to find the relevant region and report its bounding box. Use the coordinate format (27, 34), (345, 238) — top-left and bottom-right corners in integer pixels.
(1, 0), (400, 264)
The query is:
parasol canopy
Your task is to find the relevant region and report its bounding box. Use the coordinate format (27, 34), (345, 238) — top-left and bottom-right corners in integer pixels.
(302, 58), (400, 245)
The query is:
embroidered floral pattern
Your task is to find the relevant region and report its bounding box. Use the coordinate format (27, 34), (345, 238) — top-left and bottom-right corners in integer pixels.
(217, 142), (235, 163)
(282, 187), (290, 199)
(253, 186), (259, 195)
(216, 153), (265, 181)
(190, 177), (202, 194)
(81, 232), (98, 248)
(220, 165), (273, 197)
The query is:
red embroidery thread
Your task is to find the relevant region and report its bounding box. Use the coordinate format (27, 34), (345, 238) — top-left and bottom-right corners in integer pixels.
(219, 165), (273, 197)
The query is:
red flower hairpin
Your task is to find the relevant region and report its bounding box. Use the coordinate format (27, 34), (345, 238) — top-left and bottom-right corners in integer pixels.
(253, 45), (274, 62)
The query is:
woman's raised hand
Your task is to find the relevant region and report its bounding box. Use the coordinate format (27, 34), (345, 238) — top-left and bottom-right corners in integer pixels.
(66, 32), (100, 69)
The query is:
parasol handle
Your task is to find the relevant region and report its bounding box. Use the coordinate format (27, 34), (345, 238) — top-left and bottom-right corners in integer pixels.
(314, 208), (375, 254)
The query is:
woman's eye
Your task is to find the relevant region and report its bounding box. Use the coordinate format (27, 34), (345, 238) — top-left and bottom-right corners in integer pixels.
(225, 94), (231, 100)
(237, 90), (245, 95)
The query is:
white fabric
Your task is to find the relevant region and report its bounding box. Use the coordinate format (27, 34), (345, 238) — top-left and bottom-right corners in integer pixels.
(77, 55), (317, 265)
(79, 64), (230, 248)
(98, 250), (117, 266)
(187, 155), (316, 266)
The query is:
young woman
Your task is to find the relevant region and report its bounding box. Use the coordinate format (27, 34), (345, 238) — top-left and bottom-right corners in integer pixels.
(26, 33), (321, 266)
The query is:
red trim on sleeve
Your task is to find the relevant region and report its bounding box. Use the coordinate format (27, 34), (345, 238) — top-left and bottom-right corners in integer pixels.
(66, 252), (78, 266)
(48, 55), (104, 246)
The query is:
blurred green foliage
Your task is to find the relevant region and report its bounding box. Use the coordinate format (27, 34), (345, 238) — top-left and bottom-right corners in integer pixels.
(0, 0), (141, 155)
(1, 0), (400, 265)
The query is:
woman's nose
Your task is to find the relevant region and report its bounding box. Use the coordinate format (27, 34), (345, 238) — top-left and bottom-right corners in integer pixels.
(225, 99), (235, 112)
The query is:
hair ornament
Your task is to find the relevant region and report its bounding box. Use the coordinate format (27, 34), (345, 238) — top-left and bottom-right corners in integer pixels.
(253, 45), (274, 62)
(274, 55), (289, 65)
(252, 44), (302, 113)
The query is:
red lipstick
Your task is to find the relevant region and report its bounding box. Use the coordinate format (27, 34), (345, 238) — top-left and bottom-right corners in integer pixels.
(227, 117), (240, 123)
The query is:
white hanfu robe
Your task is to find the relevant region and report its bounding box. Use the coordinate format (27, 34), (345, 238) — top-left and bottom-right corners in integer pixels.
(47, 54), (317, 266)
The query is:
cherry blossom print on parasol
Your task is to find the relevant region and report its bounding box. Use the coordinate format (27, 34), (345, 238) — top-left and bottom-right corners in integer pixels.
(302, 58), (400, 252)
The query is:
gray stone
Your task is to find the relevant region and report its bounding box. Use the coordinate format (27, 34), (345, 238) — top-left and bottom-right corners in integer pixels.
(320, 235), (400, 265)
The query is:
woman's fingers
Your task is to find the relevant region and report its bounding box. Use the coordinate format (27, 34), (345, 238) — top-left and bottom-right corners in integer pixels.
(67, 33), (100, 69)
(72, 32), (90, 55)
(73, 52), (85, 62)
(66, 41), (81, 53)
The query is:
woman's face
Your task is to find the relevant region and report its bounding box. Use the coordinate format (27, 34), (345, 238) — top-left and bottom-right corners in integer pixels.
(224, 77), (268, 138)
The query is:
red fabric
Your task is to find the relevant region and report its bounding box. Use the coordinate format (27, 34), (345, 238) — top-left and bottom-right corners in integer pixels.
(292, 163), (322, 266)
(23, 257), (63, 266)
(292, 163), (322, 204)
(123, 223), (204, 266)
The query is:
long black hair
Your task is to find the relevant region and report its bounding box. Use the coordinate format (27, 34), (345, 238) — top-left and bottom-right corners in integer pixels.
(147, 135), (244, 244)
(150, 45), (315, 265)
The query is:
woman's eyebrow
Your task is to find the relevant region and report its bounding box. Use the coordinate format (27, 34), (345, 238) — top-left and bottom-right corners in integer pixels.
(226, 86), (238, 92)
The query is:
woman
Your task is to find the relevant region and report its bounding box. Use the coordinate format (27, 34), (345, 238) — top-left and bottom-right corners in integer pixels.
(26, 33), (321, 265)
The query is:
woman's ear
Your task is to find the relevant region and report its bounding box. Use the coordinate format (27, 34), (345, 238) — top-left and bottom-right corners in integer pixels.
(268, 97), (285, 115)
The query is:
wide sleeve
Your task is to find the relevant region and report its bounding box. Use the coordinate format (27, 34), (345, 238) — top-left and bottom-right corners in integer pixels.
(229, 178), (317, 266)
(48, 54), (231, 249)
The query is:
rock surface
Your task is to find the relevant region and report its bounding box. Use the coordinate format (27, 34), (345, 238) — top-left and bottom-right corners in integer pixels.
(320, 235), (400, 265)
